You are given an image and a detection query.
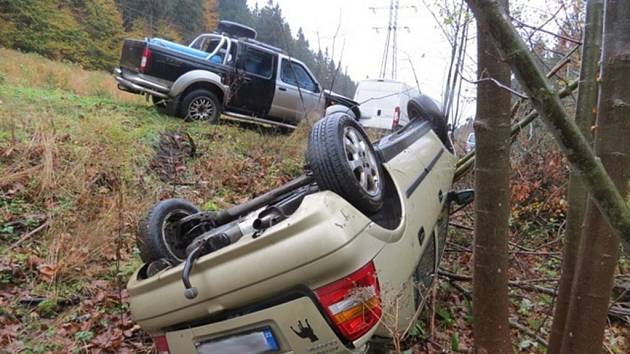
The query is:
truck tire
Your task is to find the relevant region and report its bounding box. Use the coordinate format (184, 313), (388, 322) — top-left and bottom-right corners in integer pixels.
(137, 199), (200, 263)
(307, 113), (384, 214)
(180, 89), (222, 123)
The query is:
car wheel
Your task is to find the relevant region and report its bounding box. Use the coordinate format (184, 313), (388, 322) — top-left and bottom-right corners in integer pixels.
(180, 89), (222, 123)
(307, 113), (384, 214)
(407, 95), (453, 152)
(137, 199), (200, 263)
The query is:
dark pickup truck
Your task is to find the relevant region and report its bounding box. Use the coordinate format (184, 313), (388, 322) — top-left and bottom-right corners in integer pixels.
(115, 21), (359, 128)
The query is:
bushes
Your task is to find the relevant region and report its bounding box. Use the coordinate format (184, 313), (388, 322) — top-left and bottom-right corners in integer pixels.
(0, 0), (124, 71)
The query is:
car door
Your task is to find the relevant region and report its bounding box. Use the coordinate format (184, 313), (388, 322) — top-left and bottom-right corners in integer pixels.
(269, 58), (323, 123)
(228, 45), (276, 117)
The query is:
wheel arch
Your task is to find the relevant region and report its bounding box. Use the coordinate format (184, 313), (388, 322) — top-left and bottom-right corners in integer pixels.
(170, 70), (228, 104)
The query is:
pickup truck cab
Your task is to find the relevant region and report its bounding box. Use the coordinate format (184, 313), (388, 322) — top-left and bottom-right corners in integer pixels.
(115, 21), (357, 129)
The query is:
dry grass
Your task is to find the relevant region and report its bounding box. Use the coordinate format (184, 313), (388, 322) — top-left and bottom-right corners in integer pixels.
(0, 47), (141, 103)
(0, 47), (309, 351)
(0, 46), (415, 353)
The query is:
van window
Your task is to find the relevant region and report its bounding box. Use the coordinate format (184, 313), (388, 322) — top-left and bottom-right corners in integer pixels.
(280, 59), (318, 92)
(243, 47), (273, 78)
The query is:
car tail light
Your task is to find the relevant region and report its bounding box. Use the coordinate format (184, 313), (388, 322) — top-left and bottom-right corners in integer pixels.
(140, 47), (152, 73)
(315, 261), (382, 341)
(392, 106), (401, 129)
(153, 335), (170, 354)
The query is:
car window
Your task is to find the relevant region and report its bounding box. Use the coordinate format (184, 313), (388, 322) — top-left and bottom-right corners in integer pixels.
(243, 47), (273, 78)
(280, 59), (318, 92)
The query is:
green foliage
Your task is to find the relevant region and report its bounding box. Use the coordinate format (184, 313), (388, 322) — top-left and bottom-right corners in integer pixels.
(74, 330), (94, 343)
(0, 0), (218, 70)
(117, 0), (218, 42)
(436, 306), (454, 326)
(0, 0), (124, 70)
(450, 332), (460, 352)
(37, 299), (59, 317)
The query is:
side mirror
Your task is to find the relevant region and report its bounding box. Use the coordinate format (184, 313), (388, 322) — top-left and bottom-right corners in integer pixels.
(447, 189), (475, 206)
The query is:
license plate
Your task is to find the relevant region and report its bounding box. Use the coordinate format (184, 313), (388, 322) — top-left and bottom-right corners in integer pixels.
(196, 327), (279, 354)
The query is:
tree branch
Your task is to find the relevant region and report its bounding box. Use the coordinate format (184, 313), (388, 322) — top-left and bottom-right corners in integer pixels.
(464, 0), (630, 244)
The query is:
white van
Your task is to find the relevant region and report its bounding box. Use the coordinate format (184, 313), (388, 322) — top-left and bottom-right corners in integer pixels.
(353, 79), (421, 130)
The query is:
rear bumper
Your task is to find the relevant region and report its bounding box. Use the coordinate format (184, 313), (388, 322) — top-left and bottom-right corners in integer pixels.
(163, 296), (368, 354)
(114, 68), (171, 99)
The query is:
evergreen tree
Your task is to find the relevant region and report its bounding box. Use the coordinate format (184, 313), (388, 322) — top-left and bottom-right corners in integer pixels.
(216, 0), (357, 97)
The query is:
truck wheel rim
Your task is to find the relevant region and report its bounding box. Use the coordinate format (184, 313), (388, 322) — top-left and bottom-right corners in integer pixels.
(343, 126), (380, 196)
(188, 97), (215, 121)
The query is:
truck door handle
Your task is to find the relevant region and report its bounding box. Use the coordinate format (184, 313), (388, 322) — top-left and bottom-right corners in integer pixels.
(278, 87), (287, 91)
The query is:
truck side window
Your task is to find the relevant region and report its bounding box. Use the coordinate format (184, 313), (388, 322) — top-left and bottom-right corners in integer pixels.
(243, 48), (273, 78)
(280, 59), (318, 92)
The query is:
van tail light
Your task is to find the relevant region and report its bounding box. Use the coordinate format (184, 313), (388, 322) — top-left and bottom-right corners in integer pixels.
(153, 335), (171, 354)
(140, 47), (152, 73)
(392, 106), (401, 129)
(315, 261), (382, 341)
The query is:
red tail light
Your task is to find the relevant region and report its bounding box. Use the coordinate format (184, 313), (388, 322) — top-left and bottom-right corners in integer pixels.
(392, 106), (401, 129)
(153, 336), (170, 354)
(140, 47), (152, 73)
(315, 261), (382, 341)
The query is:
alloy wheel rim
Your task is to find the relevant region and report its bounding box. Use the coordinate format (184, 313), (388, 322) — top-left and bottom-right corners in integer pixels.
(343, 126), (381, 196)
(187, 97), (215, 121)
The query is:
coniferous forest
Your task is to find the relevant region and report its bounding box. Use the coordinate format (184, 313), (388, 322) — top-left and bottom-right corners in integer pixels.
(0, 0), (356, 97)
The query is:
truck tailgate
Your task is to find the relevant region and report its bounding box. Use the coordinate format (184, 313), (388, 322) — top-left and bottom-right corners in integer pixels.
(119, 39), (146, 72)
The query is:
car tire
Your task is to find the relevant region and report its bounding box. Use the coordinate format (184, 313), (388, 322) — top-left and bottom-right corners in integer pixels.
(137, 199), (200, 263)
(307, 113), (384, 214)
(180, 89), (222, 123)
(407, 95), (453, 152)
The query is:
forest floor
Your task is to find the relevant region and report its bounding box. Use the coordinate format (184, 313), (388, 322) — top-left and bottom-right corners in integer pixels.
(0, 48), (628, 353)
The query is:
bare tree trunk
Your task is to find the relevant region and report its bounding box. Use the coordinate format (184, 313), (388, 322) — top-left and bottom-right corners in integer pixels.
(471, 0), (512, 352)
(547, 0), (603, 352)
(559, 0), (630, 351)
(464, 0), (630, 246)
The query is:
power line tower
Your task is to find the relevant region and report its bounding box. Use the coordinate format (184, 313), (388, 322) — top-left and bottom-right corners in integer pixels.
(370, 1), (415, 80)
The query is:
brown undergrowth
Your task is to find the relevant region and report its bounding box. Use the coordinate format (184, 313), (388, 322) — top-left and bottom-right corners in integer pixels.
(0, 48), (306, 353)
(405, 137), (629, 353)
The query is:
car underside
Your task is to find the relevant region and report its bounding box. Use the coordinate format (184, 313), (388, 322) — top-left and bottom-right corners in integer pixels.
(126, 95), (471, 354)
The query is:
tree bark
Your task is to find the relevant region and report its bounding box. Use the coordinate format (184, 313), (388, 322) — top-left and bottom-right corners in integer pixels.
(559, 0), (630, 352)
(547, 1), (603, 352)
(471, 0), (512, 352)
(464, 0), (630, 246)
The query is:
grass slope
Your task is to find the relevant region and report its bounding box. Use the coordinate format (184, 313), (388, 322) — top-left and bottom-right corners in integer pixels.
(1, 48), (627, 354)
(0, 48), (305, 352)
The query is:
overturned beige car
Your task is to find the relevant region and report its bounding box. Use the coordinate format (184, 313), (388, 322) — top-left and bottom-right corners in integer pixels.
(127, 96), (471, 353)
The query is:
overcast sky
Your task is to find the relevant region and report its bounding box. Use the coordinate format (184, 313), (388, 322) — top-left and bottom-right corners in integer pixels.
(247, 0), (554, 120)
